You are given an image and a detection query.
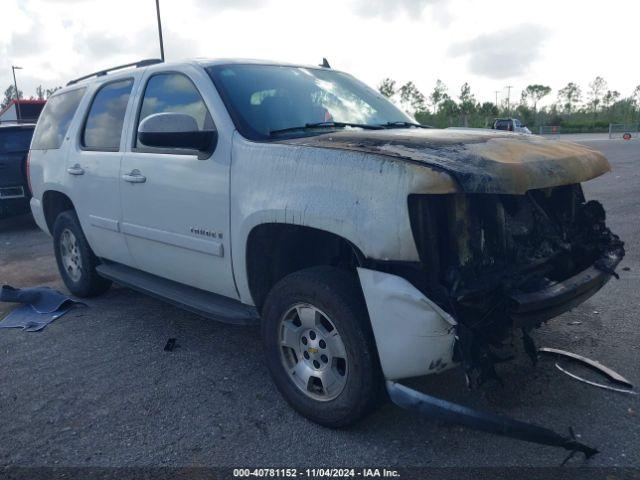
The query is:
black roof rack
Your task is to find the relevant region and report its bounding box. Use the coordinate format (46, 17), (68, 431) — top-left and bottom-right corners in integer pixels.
(66, 58), (163, 86)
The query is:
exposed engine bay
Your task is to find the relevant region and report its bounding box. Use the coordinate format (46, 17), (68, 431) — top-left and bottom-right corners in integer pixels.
(372, 184), (625, 383)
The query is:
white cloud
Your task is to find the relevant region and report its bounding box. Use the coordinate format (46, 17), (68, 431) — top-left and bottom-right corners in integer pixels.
(0, 0), (638, 109)
(351, 0), (434, 18)
(448, 24), (549, 80)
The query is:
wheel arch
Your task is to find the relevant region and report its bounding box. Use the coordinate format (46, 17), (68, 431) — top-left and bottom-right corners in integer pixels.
(245, 223), (365, 311)
(42, 190), (75, 234)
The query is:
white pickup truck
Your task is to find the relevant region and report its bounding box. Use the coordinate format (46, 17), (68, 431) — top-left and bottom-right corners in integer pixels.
(27, 59), (623, 444)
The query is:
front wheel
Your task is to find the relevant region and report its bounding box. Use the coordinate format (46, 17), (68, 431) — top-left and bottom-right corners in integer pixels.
(262, 266), (383, 428)
(52, 210), (112, 297)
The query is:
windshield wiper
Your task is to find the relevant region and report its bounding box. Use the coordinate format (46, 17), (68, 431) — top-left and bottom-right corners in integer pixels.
(378, 121), (431, 129)
(269, 121), (383, 137)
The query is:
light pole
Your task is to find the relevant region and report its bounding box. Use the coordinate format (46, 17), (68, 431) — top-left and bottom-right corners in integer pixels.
(11, 66), (22, 122)
(155, 0), (165, 61)
(505, 85), (513, 116)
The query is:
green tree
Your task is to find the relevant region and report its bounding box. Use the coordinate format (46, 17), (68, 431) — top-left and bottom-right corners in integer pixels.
(521, 84), (551, 112)
(479, 102), (498, 127)
(557, 82), (582, 113)
(587, 76), (607, 113)
(632, 85), (640, 107)
(602, 90), (620, 111)
(35, 85), (45, 101)
(438, 95), (459, 127)
(429, 79), (447, 114)
(515, 102), (535, 128)
(458, 82), (476, 127)
(378, 78), (396, 98)
(399, 81), (426, 114)
(631, 85), (640, 122)
(1, 85), (23, 110)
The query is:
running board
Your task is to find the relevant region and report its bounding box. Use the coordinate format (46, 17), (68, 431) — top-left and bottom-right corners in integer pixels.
(96, 262), (260, 326)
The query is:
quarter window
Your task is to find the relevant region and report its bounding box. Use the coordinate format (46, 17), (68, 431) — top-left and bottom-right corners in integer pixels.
(136, 73), (213, 147)
(31, 88), (85, 150)
(82, 79), (134, 151)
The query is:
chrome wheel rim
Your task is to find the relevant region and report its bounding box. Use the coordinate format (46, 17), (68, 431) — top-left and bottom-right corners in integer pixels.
(278, 303), (348, 401)
(59, 228), (82, 282)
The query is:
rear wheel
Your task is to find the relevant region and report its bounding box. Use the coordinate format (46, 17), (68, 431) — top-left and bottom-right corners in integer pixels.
(262, 266), (383, 428)
(53, 210), (111, 297)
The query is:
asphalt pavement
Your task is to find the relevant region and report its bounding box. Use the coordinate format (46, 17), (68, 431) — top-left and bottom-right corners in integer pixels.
(0, 135), (638, 469)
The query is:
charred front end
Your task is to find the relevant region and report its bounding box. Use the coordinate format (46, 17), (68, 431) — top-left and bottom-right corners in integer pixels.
(405, 184), (624, 377)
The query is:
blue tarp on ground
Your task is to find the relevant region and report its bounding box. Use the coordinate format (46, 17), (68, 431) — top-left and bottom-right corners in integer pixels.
(0, 285), (85, 332)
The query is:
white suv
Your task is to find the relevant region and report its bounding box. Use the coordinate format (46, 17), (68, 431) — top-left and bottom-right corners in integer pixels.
(27, 58), (623, 437)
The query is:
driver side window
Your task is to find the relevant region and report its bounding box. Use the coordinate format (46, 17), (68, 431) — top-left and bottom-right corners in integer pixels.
(136, 72), (214, 147)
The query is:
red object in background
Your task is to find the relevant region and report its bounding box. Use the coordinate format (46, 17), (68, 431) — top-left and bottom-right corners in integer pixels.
(623, 132), (632, 140)
(552, 126), (558, 133)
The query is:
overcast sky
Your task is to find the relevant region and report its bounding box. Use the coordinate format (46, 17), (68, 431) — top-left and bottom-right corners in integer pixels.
(1, 0), (638, 108)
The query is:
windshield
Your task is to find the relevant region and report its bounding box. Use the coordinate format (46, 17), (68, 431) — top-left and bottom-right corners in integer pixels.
(0, 128), (34, 153)
(207, 64), (413, 140)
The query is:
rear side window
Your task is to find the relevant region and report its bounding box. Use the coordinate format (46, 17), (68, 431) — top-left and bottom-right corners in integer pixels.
(82, 79), (134, 151)
(136, 73), (213, 147)
(0, 129), (33, 153)
(31, 88), (85, 150)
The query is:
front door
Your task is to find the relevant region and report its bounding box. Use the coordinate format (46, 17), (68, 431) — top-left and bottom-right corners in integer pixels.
(119, 68), (237, 299)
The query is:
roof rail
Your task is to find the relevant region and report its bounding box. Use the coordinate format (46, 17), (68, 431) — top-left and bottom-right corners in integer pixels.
(66, 58), (163, 86)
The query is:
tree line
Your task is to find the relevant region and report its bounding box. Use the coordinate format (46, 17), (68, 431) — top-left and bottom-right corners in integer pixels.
(1, 84), (61, 110)
(378, 77), (640, 133)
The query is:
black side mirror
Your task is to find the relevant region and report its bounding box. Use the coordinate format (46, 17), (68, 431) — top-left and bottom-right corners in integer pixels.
(138, 112), (217, 154)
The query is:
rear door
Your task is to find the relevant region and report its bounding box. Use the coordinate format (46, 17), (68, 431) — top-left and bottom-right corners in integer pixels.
(119, 66), (237, 299)
(0, 127), (33, 200)
(68, 77), (137, 265)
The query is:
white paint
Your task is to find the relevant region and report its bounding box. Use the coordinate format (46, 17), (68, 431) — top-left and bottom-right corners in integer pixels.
(89, 215), (119, 233)
(357, 267), (457, 380)
(120, 222), (223, 257)
(118, 63), (238, 299)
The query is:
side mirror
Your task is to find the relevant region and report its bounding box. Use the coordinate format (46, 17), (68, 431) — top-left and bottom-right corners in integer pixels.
(138, 112), (217, 153)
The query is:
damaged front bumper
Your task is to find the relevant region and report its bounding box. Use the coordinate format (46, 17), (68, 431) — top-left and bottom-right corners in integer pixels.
(357, 267), (603, 457)
(356, 184), (624, 458)
(357, 267), (457, 380)
(386, 381), (598, 458)
(509, 258), (623, 328)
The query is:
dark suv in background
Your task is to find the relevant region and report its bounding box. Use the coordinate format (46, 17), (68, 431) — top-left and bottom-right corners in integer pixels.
(492, 118), (531, 134)
(0, 123), (35, 218)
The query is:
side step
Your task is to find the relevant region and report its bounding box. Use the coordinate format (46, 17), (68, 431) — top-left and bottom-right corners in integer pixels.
(96, 262), (260, 326)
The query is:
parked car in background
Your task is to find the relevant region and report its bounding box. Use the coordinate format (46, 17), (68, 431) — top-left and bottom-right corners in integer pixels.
(0, 123), (35, 218)
(27, 59), (623, 437)
(492, 118), (531, 134)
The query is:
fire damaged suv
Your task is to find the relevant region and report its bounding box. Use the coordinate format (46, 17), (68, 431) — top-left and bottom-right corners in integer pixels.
(28, 59), (623, 452)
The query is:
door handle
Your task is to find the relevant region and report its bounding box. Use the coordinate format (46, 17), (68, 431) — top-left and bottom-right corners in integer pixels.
(67, 164), (84, 175)
(122, 169), (147, 183)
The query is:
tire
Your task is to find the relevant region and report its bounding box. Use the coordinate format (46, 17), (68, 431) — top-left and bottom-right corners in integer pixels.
(262, 266), (383, 428)
(52, 210), (112, 297)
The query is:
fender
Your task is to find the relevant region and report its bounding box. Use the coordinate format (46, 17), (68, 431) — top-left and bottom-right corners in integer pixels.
(230, 134), (458, 304)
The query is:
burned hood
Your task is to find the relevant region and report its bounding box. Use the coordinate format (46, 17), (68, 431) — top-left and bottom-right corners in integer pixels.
(278, 128), (610, 194)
